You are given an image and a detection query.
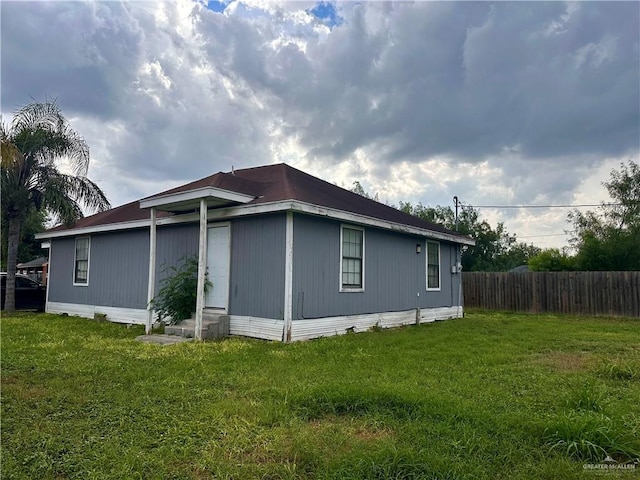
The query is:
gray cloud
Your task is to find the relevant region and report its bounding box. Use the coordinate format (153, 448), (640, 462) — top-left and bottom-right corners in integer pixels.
(1, 0), (638, 247)
(260, 2), (639, 164)
(1, 2), (144, 117)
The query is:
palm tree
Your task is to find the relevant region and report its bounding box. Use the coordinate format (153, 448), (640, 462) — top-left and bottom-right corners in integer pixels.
(1, 101), (111, 311)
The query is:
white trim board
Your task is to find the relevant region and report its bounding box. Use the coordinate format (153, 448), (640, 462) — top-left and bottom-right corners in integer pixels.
(45, 303), (462, 341)
(229, 316), (285, 341)
(229, 307), (462, 342)
(283, 212), (294, 341)
(290, 306), (462, 341)
(46, 302), (149, 324)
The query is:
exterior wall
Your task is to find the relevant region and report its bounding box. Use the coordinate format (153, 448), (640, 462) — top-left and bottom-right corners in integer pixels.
(48, 224), (200, 311)
(228, 213), (286, 319)
(154, 224), (199, 291)
(46, 210), (464, 340)
(48, 230), (150, 309)
(292, 214), (462, 320)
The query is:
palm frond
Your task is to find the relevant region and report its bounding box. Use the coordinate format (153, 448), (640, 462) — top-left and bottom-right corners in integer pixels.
(1, 140), (24, 170)
(60, 175), (111, 213)
(9, 100), (90, 176)
(29, 166), (110, 225)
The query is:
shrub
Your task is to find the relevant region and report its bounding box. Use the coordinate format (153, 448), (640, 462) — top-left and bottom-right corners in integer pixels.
(151, 255), (212, 324)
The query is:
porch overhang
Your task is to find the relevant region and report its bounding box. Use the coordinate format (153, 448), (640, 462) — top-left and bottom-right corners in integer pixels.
(139, 186), (255, 213)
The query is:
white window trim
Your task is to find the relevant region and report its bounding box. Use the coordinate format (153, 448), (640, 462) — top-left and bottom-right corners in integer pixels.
(73, 236), (91, 287)
(426, 240), (441, 291)
(339, 224), (365, 293)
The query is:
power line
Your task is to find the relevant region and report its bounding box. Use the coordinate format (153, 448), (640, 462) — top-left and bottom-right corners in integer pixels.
(466, 202), (632, 209)
(517, 233), (568, 239)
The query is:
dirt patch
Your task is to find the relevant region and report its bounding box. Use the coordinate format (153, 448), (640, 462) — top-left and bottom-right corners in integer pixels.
(307, 416), (395, 442)
(2, 374), (48, 400)
(532, 351), (593, 372)
(352, 425), (395, 442)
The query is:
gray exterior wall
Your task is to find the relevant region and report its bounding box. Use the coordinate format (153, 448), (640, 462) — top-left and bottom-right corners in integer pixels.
(292, 214), (462, 319)
(48, 224), (200, 309)
(154, 224), (199, 290)
(47, 211), (462, 321)
(48, 229), (150, 308)
(228, 213), (286, 319)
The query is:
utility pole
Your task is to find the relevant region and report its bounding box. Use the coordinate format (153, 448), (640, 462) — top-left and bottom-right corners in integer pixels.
(453, 195), (463, 317)
(453, 196), (459, 232)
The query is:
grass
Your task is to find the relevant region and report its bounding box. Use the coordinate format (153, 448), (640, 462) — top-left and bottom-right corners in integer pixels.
(1, 310), (639, 479)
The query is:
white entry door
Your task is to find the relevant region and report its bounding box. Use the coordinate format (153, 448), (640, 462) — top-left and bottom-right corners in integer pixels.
(205, 224), (230, 310)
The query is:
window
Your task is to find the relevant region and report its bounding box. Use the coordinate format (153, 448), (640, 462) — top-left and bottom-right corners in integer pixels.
(74, 237), (90, 285)
(341, 226), (364, 291)
(426, 240), (440, 290)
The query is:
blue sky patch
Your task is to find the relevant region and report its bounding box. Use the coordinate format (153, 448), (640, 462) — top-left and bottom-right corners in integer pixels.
(207, 0), (227, 13)
(308, 2), (342, 28)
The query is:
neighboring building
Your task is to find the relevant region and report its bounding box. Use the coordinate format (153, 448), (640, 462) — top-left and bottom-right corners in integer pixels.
(35, 164), (474, 341)
(16, 256), (49, 284)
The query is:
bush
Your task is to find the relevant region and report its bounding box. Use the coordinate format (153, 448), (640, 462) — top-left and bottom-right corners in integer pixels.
(151, 255), (212, 324)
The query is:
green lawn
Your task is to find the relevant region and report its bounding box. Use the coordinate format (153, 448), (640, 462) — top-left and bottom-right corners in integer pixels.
(1, 311), (639, 479)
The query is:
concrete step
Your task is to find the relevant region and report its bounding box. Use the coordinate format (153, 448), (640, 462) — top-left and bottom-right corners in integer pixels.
(165, 314), (230, 340)
(164, 325), (199, 338)
(174, 318), (215, 329)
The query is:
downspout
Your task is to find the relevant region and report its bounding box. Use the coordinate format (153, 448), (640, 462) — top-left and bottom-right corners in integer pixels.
(194, 198), (208, 340)
(146, 207), (157, 334)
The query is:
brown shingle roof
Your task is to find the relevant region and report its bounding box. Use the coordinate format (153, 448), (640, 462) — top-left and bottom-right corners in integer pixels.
(46, 163), (469, 241)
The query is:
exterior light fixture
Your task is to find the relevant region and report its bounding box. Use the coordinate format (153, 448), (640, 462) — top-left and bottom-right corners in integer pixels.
(416, 244), (422, 254)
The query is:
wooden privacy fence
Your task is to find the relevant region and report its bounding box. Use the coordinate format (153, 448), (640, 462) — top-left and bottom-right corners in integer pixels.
(462, 271), (640, 318)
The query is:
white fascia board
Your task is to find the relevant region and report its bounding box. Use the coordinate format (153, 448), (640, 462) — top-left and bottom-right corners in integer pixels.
(35, 219), (152, 240)
(139, 186), (255, 209)
(36, 199), (475, 246)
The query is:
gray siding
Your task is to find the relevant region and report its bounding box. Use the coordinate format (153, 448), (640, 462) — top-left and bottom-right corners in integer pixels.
(48, 230), (150, 308)
(292, 214), (462, 319)
(48, 224), (200, 310)
(47, 212), (462, 321)
(154, 224), (199, 291)
(229, 214), (286, 319)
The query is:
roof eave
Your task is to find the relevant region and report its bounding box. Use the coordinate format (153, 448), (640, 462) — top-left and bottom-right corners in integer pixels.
(36, 199), (475, 246)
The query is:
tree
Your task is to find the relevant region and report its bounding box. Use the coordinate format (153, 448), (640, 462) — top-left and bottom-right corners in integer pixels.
(568, 160), (640, 271)
(1, 208), (48, 270)
(1, 101), (110, 311)
(350, 181), (379, 201)
(495, 241), (542, 271)
(528, 248), (576, 271)
(352, 182), (540, 271)
(399, 201), (531, 271)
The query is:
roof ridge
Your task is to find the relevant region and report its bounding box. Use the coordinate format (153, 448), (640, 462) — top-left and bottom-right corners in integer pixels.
(280, 163), (301, 200)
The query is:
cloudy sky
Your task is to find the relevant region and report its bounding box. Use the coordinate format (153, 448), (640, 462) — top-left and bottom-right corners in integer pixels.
(2, 1), (639, 248)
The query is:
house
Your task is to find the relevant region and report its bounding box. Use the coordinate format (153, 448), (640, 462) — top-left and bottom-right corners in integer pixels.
(16, 256), (49, 284)
(35, 164), (474, 341)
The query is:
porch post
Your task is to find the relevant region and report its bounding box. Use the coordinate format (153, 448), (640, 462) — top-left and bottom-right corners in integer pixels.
(283, 211), (294, 342)
(194, 198), (207, 340)
(146, 207), (157, 334)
